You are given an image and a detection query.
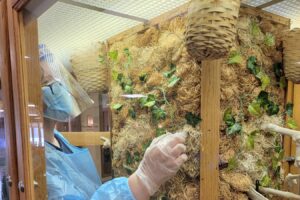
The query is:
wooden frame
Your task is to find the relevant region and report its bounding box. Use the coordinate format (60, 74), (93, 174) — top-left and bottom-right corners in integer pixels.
(61, 132), (111, 146)
(0, 0), (20, 198)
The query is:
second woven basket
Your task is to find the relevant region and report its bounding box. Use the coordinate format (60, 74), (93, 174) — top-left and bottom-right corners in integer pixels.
(185, 0), (241, 61)
(283, 28), (300, 83)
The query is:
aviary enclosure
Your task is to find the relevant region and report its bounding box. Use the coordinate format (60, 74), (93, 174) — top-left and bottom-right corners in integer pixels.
(73, 1), (300, 199)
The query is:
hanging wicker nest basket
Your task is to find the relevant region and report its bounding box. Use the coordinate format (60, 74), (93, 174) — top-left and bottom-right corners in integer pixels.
(71, 43), (108, 93)
(185, 0), (241, 61)
(283, 28), (300, 83)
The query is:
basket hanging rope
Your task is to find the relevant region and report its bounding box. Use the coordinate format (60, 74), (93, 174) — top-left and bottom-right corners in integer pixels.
(185, 0), (241, 61)
(283, 28), (300, 83)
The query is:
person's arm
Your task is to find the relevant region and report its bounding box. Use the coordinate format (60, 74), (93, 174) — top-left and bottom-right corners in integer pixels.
(91, 132), (187, 200)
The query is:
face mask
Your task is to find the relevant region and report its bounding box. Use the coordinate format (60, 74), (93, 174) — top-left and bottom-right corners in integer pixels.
(42, 81), (81, 122)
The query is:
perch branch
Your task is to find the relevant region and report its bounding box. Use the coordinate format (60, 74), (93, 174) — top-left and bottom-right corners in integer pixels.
(261, 123), (300, 167)
(259, 186), (300, 200)
(247, 187), (269, 200)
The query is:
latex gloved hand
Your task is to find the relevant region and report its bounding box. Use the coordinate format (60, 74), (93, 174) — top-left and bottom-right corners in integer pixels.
(100, 136), (111, 148)
(134, 132), (187, 196)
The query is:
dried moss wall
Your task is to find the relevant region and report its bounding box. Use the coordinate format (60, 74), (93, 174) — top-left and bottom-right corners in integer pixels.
(100, 10), (290, 200)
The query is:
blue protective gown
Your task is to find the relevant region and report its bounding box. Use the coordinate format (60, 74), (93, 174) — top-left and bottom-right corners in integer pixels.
(45, 130), (136, 200)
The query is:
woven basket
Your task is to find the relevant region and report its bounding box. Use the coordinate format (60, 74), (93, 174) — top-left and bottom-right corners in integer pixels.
(185, 0), (241, 61)
(71, 44), (108, 93)
(283, 28), (300, 83)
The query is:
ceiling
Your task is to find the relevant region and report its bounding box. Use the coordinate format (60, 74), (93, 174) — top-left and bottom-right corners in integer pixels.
(35, 0), (300, 68)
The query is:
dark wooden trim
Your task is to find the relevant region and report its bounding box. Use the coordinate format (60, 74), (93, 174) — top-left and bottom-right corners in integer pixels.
(11, 0), (29, 11)
(0, 0), (20, 199)
(6, 0), (35, 199)
(257, 0), (285, 9)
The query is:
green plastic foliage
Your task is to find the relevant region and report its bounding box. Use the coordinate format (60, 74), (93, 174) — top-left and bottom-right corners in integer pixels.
(223, 108), (242, 135)
(228, 51), (243, 65)
(185, 112), (201, 127)
(168, 75), (180, 88)
(156, 128), (166, 137)
(248, 91), (279, 117)
(152, 106), (167, 121)
(109, 50), (118, 61)
(246, 131), (257, 150)
(286, 103), (294, 117)
(261, 175), (272, 187)
(139, 73), (148, 82)
(129, 108), (136, 119)
(250, 20), (263, 38)
(273, 63), (286, 88)
(112, 103), (123, 111)
(247, 56), (260, 75)
(227, 157), (238, 171)
(123, 48), (132, 68)
(287, 118), (298, 130)
(256, 72), (270, 90)
(264, 33), (275, 47)
(140, 94), (156, 108)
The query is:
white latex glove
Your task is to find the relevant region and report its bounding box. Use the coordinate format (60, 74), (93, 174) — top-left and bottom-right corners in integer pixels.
(100, 136), (111, 148)
(135, 132), (188, 195)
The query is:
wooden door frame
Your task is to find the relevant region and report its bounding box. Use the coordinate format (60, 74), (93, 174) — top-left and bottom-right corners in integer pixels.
(6, 0), (37, 199)
(0, 0), (20, 199)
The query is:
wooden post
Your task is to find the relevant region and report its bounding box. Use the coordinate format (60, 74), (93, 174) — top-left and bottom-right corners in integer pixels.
(200, 59), (221, 200)
(290, 84), (300, 194)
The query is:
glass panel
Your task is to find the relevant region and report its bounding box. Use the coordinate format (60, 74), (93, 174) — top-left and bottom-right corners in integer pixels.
(0, 92), (9, 199)
(23, 19), (48, 199)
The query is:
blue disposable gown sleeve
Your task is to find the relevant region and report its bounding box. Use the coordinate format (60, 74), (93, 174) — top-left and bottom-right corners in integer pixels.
(90, 177), (136, 200)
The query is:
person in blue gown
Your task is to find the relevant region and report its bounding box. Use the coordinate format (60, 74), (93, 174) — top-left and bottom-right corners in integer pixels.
(40, 44), (188, 200)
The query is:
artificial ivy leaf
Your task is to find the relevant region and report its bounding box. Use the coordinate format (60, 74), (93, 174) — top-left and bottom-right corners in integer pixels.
(156, 128), (166, 137)
(126, 151), (133, 165)
(280, 76), (287, 89)
(227, 123), (242, 135)
(129, 108), (136, 119)
(286, 103), (294, 117)
(185, 112), (201, 127)
(140, 94), (156, 107)
(287, 118), (298, 130)
(112, 70), (118, 81)
(246, 131), (257, 150)
(108, 50), (118, 61)
(228, 51), (243, 65)
(264, 33), (275, 47)
(152, 106), (166, 121)
(168, 75), (181, 88)
(256, 72), (270, 90)
(261, 175), (272, 187)
(266, 101), (279, 116)
(169, 63), (176, 69)
(139, 73), (148, 82)
(247, 56), (260, 75)
(163, 68), (176, 78)
(144, 101), (156, 107)
(273, 63), (284, 81)
(112, 103), (123, 111)
(223, 108), (236, 127)
(124, 85), (133, 94)
(248, 101), (263, 117)
(227, 157), (238, 171)
(257, 91), (269, 107)
(134, 151), (140, 162)
(124, 48), (130, 57)
(250, 21), (262, 38)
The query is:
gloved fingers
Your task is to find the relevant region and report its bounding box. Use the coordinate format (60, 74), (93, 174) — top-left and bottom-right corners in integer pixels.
(175, 153), (188, 166)
(165, 135), (186, 149)
(171, 143), (186, 158)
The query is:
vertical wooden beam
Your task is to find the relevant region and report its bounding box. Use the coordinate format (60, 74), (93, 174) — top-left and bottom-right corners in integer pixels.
(200, 59), (221, 200)
(283, 81), (294, 177)
(290, 84), (300, 194)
